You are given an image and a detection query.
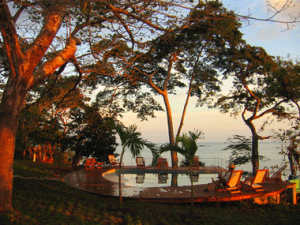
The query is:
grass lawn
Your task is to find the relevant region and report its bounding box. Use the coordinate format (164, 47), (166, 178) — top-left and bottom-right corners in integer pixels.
(1, 160), (300, 224)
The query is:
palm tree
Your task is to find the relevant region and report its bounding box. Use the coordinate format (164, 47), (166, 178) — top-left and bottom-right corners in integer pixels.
(160, 130), (203, 207)
(115, 124), (156, 208)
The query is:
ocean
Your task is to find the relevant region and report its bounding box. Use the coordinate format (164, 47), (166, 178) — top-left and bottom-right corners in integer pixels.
(115, 141), (289, 176)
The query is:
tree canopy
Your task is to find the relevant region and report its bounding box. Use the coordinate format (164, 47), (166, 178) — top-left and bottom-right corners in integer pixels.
(0, 0), (204, 212)
(94, 1), (244, 167)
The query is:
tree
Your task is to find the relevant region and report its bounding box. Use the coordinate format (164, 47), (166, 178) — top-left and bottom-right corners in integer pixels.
(237, 0), (300, 30)
(0, 1), (79, 211)
(270, 57), (300, 175)
(15, 75), (87, 161)
(273, 124), (300, 177)
(67, 104), (117, 166)
(95, 1), (243, 167)
(0, 0), (198, 212)
(160, 130), (203, 208)
(216, 46), (300, 173)
(115, 124), (155, 208)
(223, 135), (268, 168)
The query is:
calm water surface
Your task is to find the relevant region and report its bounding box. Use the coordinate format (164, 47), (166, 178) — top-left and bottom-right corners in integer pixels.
(103, 170), (219, 187)
(115, 141), (286, 174)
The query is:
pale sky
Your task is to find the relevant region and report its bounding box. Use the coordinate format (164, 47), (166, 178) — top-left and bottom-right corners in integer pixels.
(120, 0), (300, 143)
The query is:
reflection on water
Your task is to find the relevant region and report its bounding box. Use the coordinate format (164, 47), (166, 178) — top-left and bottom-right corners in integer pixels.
(136, 174), (145, 183)
(103, 171), (218, 188)
(158, 173), (168, 184)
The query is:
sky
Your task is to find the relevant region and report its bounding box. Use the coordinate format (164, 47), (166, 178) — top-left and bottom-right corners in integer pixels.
(119, 0), (300, 143)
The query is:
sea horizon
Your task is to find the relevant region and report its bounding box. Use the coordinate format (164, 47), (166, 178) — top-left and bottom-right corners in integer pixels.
(115, 141), (288, 176)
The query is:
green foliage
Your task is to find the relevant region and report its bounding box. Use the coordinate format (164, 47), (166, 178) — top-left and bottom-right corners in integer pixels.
(272, 119), (300, 175)
(223, 135), (269, 166)
(67, 104), (117, 164)
(93, 1), (243, 124)
(15, 75), (87, 159)
(160, 130), (203, 165)
(115, 124), (156, 158)
(180, 158), (205, 167)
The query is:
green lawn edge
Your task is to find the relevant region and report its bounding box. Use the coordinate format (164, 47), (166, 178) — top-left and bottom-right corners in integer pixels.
(1, 160), (300, 225)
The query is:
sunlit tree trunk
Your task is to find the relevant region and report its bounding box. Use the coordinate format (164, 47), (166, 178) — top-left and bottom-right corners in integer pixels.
(0, 2), (77, 212)
(163, 93), (178, 168)
(0, 113), (19, 212)
(171, 173), (178, 187)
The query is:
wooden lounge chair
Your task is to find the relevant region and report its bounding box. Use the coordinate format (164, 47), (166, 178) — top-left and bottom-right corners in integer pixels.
(268, 165), (287, 181)
(136, 157), (145, 167)
(85, 158), (103, 170)
(242, 169), (268, 192)
(190, 156), (200, 170)
(157, 158), (168, 168)
(215, 170), (243, 195)
(108, 155), (120, 166)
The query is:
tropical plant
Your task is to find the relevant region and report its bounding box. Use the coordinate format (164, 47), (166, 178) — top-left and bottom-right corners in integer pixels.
(95, 1), (244, 168)
(215, 47), (300, 173)
(0, 0), (197, 212)
(272, 119), (300, 176)
(67, 104), (117, 166)
(160, 130), (203, 207)
(223, 135), (268, 167)
(115, 124), (156, 208)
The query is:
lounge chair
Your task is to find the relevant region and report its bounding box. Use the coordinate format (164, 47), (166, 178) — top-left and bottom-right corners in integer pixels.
(108, 155), (120, 166)
(85, 158), (103, 170)
(157, 158), (168, 168)
(190, 156), (200, 170)
(215, 170), (243, 195)
(136, 157), (145, 167)
(268, 165), (287, 181)
(241, 169), (268, 192)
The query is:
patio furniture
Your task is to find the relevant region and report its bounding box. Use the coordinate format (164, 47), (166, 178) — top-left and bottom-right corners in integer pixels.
(268, 165), (287, 181)
(241, 169), (268, 192)
(215, 170), (243, 195)
(85, 158), (103, 170)
(157, 158), (168, 168)
(108, 155), (120, 166)
(136, 157), (145, 167)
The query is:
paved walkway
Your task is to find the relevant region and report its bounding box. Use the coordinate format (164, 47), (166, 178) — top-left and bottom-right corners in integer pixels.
(63, 167), (295, 204)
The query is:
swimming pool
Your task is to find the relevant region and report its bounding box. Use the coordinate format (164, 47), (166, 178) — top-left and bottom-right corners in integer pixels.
(103, 169), (218, 187)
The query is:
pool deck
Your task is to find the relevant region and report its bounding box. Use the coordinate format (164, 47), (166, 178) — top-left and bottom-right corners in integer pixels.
(63, 166), (297, 204)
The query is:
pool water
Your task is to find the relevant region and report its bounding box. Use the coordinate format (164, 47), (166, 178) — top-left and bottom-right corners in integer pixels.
(103, 170), (218, 188)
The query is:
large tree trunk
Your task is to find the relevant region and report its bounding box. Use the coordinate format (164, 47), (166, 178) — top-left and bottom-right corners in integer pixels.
(0, 1), (77, 212)
(0, 113), (20, 212)
(251, 134), (259, 174)
(288, 153), (296, 176)
(71, 150), (83, 167)
(288, 141), (298, 176)
(163, 94), (178, 168)
(0, 70), (29, 212)
(245, 119), (259, 174)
